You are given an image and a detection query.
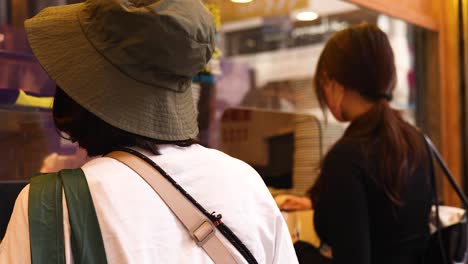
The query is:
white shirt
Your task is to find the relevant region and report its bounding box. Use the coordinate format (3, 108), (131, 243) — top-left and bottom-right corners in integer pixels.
(0, 144), (298, 264)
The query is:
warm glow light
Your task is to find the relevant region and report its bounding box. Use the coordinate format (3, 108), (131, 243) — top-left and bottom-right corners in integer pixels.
(231, 0), (253, 3)
(0, 34), (4, 43)
(296, 11), (319, 21)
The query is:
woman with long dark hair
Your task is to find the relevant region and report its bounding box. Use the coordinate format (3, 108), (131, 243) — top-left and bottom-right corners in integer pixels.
(284, 23), (432, 263)
(313, 22), (432, 263)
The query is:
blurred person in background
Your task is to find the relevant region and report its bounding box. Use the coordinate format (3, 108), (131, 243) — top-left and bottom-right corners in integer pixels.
(281, 23), (432, 264)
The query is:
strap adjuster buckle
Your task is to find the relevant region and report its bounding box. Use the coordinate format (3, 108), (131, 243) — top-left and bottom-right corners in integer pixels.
(191, 220), (216, 246)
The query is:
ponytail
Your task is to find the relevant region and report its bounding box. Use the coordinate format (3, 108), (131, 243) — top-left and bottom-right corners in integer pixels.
(343, 100), (427, 206)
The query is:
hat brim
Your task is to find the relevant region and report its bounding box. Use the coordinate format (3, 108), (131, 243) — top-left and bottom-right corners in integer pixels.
(25, 3), (199, 141)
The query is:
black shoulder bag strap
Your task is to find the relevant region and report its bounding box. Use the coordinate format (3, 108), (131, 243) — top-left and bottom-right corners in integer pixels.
(423, 134), (468, 208)
(423, 134), (468, 264)
(106, 148), (258, 264)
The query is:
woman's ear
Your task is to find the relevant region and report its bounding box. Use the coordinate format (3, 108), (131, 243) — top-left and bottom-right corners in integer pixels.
(324, 81), (345, 121)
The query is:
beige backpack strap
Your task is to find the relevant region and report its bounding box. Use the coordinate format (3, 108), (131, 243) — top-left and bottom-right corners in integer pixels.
(106, 151), (238, 264)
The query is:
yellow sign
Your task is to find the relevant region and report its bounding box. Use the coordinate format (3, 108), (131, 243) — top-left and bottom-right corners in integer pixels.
(206, 0), (309, 22)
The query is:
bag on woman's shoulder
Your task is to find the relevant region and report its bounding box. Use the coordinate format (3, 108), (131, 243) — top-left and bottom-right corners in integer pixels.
(294, 240), (332, 264)
(425, 205), (467, 263)
(423, 135), (468, 264)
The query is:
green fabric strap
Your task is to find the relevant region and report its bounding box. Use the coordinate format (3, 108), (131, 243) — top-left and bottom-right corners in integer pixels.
(29, 173), (65, 264)
(61, 169), (107, 264)
(29, 169), (108, 264)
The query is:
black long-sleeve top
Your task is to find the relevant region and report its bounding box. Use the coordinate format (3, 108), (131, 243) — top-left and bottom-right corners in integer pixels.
(310, 127), (432, 264)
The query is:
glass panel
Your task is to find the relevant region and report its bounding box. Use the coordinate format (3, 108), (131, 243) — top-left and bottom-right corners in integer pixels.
(0, 0), (430, 183)
(0, 1), (85, 181)
(203, 3), (422, 151)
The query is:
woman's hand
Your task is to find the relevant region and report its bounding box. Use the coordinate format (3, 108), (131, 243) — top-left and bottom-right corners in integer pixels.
(280, 196), (313, 211)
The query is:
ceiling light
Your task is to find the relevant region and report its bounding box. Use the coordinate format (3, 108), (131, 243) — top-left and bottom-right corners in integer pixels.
(296, 11), (319, 22)
(231, 0), (253, 3)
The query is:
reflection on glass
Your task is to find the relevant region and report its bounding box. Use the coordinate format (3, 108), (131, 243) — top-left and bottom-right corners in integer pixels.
(0, 1), (426, 181)
(0, 1), (85, 180)
(209, 4), (421, 148)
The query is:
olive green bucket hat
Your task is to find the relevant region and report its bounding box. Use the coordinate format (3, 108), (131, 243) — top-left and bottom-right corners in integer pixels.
(25, 0), (215, 140)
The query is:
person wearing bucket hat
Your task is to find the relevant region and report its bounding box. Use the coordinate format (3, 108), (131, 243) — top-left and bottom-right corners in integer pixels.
(0, 0), (298, 263)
